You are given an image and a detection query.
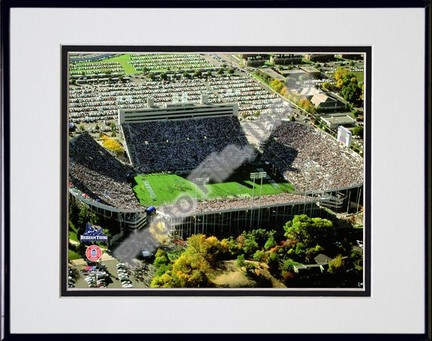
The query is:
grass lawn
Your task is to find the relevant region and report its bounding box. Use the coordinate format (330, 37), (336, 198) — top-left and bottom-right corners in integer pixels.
(101, 54), (137, 75)
(351, 71), (364, 83)
(68, 249), (81, 260)
(133, 165), (295, 207)
(69, 230), (79, 243)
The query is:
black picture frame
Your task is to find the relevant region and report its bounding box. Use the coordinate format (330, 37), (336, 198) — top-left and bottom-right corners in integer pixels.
(1, 0), (430, 339)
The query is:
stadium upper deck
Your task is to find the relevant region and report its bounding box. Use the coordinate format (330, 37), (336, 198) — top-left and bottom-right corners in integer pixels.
(119, 102), (250, 173)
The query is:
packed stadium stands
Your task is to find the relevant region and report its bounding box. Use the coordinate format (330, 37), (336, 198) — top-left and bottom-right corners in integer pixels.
(69, 132), (141, 210)
(262, 121), (363, 192)
(122, 115), (250, 173)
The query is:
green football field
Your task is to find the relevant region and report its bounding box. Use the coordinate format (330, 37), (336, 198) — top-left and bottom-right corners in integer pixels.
(132, 166), (296, 207)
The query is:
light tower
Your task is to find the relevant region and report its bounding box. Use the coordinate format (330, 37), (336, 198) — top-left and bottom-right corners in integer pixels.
(249, 172), (266, 229)
(192, 177), (209, 234)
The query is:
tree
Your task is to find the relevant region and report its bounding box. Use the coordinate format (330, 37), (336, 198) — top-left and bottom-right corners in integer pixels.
(242, 237), (259, 257)
(76, 203), (99, 236)
(153, 249), (169, 268)
(236, 254), (246, 267)
(100, 134), (124, 154)
(264, 235), (276, 250)
(151, 234), (227, 288)
(328, 254), (345, 275)
(238, 229), (273, 257)
(334, 66), (349, 82)
(220, 236), (242, 257)
(270, 79), (284, 93)
(350, 248), (363, 271)
(282, 258), (302, 272)
(252, 250), (266, 262)
(352, 125), (363, 137)
(283, 215), (335, 250)
(322, 81), (331, 91)
(267, 252), (280, 275)
(298, 98), (312, 110)
(341, 82), (362, 103)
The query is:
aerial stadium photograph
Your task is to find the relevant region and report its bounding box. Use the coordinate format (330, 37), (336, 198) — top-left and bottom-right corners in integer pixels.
(63, 48), (368, 294)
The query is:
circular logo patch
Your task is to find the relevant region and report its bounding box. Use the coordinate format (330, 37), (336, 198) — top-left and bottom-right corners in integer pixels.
(85, 245), (102, 262)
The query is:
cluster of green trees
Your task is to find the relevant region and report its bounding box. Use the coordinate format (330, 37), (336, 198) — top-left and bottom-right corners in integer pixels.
(150, 234), (226, 288)
(267, 78), (315, 114)
(332, 67), (364, 105)
(150, 214), (363, 288)
(351, 125), (364, 137)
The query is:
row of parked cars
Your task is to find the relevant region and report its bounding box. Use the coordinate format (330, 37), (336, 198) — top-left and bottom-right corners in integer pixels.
(116, 263), (133, 288)
(81, 264), (109, 288)
(68, 268), (76, 288)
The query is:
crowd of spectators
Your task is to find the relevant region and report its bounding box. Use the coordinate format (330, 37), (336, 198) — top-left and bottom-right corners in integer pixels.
(262, 121), (363, 192)
(122, 116), (249, 173)
(69, 132), (142, 210)
(192, 192), (318, 214)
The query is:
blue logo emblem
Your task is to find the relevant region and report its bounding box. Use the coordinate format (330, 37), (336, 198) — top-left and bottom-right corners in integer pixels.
(80, 223), (108, 243)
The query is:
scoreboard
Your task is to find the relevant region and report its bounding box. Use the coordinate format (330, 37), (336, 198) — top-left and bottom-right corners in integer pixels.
(337, 125), (352, 148)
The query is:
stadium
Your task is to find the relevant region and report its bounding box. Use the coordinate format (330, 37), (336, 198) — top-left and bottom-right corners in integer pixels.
(68, 96), (364, 243)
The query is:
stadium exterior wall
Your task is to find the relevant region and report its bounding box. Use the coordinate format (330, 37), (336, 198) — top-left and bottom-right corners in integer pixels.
(158, 185), (362, 239)
(70, 184), (362, 240)
(167, 200), (325, 239)
(69, 189), (148, 230)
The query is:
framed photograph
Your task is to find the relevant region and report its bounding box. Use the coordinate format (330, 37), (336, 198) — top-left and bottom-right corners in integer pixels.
(1, 0), (430, 338)
(62, 46), (370, 297)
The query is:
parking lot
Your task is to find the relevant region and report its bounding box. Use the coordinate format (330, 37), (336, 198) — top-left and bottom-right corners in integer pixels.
(70, 257), (154, 289)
